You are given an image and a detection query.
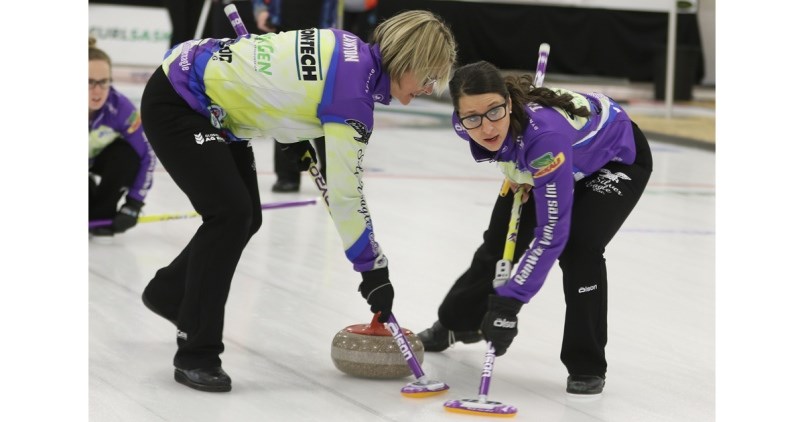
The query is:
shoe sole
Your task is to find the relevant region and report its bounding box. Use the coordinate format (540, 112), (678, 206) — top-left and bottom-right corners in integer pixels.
(566, 391), (603, 401)
(174, 369), (232, 392)
(566, 385), (604, 398)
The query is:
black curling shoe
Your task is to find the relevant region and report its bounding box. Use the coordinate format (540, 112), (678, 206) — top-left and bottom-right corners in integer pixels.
(566, 375), (605, 395)
(417, 320), (483, 352)
(174, 367), (232, 392)
(271, 180), (300, 193)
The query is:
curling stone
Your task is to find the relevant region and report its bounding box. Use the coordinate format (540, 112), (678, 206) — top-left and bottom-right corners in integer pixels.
(331, 313), (424, 379)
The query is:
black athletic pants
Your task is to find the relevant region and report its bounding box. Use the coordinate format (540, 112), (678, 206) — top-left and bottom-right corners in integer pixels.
(437, 122), (653, 377)
(89, 138), (139, 220)
(140, 68), (263, 370)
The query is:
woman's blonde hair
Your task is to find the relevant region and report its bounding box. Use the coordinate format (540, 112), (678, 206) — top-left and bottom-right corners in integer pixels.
(89, 35), (111, 66)
(372, 10), (456, 94)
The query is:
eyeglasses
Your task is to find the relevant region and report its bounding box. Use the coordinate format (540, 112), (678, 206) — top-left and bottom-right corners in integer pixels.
(458, 103), (508, 130)
(89, 78), (112, 90)
(421, 75), (437, 91)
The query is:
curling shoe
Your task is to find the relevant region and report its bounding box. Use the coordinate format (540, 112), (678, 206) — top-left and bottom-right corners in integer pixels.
(271, 180), (300, 193)
(566, 375), (605, 395)
(417, 320), (483, 352)
(174, 367), (232, 392)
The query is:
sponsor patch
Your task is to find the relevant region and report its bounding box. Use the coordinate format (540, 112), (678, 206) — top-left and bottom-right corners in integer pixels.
(208, 105), (227, 129)
(194, 132), (226, 145)
(531, 152), (565, 178)
(126, 112), (142, 134)
(585, 168), (631, 196)
(296, 29), (321, 81)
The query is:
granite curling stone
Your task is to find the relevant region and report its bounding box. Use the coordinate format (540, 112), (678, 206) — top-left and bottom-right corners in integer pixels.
(331, 314), (425, 379)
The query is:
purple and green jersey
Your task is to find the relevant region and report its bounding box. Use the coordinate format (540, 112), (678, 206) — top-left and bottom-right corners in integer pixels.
(89, 87), (155, 203)
(160, 29), (392, 273)
(453, 90), (636, 302)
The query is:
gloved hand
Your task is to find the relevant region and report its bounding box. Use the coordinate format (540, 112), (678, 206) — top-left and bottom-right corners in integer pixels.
(112, 198), (143, 234)
(358, 267), (394, 323)
(279, 140), (317, 171)
(481, 294), (524, 356)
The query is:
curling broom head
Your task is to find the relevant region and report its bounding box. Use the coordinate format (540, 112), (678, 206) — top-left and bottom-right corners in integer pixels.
(443, 398), (517, 417)
(401, 379), (449, 397)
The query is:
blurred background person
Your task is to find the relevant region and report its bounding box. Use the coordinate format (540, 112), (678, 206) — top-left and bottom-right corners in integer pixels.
(343, 0), (378, 42)
(89, 36), (156, 238)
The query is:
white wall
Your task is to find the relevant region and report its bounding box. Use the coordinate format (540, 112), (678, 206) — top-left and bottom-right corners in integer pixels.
(88, 4), (172, 67)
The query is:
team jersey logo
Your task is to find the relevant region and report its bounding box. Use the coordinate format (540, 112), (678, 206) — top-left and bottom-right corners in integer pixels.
(296, 29), (321, 81)
(531, 152), (565, 178)
(208, 105), (227, 129)
(345, 119), (371, 144)
(585, 168), (631, 196)
(212, 40), (234, 63)
(126, 111), (141, 134)
(194, 132), (225, 145)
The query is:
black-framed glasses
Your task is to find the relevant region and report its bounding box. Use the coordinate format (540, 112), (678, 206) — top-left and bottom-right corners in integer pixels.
(459, 103), (508, 130)
(89, 78), (112, 90)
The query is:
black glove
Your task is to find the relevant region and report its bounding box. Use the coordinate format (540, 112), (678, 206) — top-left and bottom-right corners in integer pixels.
(279, 140), (317, 171)
(358, 267), (394, 323)
(112, 198), (143, 234)
(481, 294), (524, 356)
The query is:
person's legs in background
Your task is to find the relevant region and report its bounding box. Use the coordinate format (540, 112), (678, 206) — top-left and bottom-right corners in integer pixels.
(89, 138), (140, 236)
(272, 136), (327, 193)
(272, 140), (301, 192)
(164, 0), (204, 47)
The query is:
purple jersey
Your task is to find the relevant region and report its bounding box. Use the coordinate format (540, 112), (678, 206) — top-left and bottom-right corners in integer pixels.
(453, 90), (636, 302)
(89, 87), (155, 203)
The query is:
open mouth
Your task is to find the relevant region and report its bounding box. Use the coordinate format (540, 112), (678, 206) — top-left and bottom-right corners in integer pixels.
(483, 135), (499, 144)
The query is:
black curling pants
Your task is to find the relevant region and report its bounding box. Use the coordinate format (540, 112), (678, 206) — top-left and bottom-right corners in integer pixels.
(437, 122), (653, 377)
(139, 68), (263, 370)
(89, 138), (139, 220)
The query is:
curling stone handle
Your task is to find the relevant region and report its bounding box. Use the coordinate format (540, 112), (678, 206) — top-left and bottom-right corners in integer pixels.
(370, 312), (384, 331)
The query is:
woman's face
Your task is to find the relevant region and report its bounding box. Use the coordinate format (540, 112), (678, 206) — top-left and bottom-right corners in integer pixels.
(390, 71), (437, 105)
(89, 59), (112, 112)
(456, 93), (511, 152)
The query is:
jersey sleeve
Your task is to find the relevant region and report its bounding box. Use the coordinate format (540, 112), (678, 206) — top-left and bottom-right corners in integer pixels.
(319, 111), (387, 273)
(114, 96), (156, 204)
(496, 131), (574, 302)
